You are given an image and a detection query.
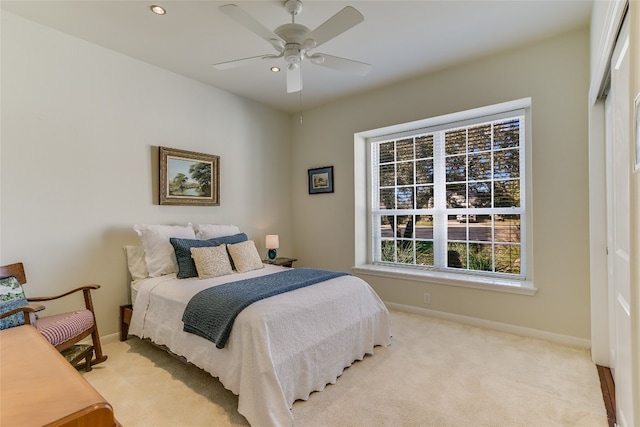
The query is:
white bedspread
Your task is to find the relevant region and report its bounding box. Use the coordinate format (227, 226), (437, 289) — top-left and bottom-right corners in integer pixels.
(129, 265), (391, 427)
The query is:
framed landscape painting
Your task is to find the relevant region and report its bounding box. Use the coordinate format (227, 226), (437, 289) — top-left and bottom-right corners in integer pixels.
(159, 146), (219, 206)
(308, 166), (334, 194)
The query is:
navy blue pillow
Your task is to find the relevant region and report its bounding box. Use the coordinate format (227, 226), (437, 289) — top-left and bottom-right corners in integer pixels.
(170, 233), (248, 278)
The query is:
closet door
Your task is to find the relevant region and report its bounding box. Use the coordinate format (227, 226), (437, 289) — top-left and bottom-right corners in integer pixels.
(605, 15), (633, 427)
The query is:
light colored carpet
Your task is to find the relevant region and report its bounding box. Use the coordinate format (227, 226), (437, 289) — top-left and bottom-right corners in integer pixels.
(83, 310), (608, 427)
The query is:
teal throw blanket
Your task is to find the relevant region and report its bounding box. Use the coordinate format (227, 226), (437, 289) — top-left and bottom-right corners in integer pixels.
(182, 268), (348, 349)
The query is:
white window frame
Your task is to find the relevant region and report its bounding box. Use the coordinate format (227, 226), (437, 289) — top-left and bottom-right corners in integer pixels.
(353, 98), (536, 295)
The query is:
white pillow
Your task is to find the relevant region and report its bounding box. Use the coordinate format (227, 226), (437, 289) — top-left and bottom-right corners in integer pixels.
(227, 240), (264, 273)
(194, 224), (241, 240)
(123, 245), (148, 281)
(190, 245), (233, 279)
(133, 224), (196, 277)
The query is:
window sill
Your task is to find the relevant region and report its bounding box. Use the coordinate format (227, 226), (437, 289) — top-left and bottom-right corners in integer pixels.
(352, 264), (537, 296)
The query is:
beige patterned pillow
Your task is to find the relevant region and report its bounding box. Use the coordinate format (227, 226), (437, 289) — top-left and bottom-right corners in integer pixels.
(190, 244), (233, 279)
(227, 240), (264, 273)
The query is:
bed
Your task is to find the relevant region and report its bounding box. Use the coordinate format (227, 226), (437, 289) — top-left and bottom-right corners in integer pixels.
(125, 224), (391, 427)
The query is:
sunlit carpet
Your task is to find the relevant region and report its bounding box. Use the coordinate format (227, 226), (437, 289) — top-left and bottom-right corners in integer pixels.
(83, 310), (608, 427)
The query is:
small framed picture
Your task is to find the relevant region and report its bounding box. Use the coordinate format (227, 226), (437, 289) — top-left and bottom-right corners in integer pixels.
(635, 93), (640, 172)
(308, 166), (334, 194)
(159, 146), (220, 206)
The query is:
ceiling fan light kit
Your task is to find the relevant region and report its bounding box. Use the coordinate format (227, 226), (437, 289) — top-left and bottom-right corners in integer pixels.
(214, 0), (371, 94)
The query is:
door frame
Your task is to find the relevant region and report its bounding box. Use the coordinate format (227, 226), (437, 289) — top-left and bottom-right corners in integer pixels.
(589, 1), (639, 426)
(589, 0), (628, 368)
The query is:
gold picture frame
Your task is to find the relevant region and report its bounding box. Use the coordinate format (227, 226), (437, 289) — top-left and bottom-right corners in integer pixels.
(159, 146), (219, 206)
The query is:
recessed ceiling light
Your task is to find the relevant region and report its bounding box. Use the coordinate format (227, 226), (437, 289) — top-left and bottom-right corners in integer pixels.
(270, 66), (281, 73)
(150, 5), (166, 15)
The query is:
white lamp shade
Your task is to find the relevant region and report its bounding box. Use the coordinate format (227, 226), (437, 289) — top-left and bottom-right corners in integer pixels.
(265, 235), (279, 249)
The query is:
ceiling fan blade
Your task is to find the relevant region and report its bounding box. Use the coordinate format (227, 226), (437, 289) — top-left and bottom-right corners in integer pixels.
(305, 6), (364, 49)
(213, 54), (277, 70)
(287, 65), (302, 93)
(219, 4), (284, 50)
(311, 54), (371, 76)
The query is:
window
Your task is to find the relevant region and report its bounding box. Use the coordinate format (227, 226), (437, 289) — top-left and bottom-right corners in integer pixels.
(355, 99), (533, 293)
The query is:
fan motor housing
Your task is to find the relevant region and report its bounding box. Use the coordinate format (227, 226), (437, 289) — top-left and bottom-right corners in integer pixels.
(274, 23), (310, 44)
(274, 23), (311, 64)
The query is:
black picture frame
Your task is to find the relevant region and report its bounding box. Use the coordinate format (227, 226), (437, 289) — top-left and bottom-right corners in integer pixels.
(308, 166), (334, 194)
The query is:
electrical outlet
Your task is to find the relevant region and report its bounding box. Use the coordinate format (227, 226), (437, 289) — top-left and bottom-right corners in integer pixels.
(423, 292), (431, 304)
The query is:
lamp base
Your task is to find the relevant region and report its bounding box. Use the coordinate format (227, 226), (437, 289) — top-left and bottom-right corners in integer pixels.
(268, 249), (277, 260)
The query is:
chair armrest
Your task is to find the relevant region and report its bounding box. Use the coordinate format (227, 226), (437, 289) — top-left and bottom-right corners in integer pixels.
(28, 285), (101, 302)
(0, 303), (45, 325)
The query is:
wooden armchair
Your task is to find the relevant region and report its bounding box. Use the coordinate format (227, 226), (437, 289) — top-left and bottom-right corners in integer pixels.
(0, 262), (107, 371)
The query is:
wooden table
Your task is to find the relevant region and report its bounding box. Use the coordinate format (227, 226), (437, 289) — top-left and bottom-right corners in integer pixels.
(0, 325), (120, 427)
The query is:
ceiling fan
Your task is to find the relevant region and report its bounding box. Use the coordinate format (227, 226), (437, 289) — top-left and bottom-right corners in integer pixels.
(213, 0), (371, 93)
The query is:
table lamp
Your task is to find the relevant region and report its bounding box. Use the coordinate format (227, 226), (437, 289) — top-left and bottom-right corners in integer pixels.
(265, 234), (279, 260)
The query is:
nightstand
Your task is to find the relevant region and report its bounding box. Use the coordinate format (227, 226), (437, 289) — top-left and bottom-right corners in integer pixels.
(120, 304), (133, 342)
(262, 257), (297, 268)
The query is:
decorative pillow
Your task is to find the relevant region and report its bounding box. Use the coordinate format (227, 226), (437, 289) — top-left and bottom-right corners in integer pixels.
(190, 245), (233, 279)
(194, 224), (241, 240)
(123, 245), (148, 281)
(171, 233), (248, 278)
(171, 237), (220, 279)
(227, 240), (264, 273)
(133, 224), (196, 277)
(0, 276), (28, 330)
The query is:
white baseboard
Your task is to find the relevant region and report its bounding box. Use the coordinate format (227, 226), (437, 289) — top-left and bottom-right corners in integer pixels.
(385, 301), (591, 349)
(97, 305), (591, 350)
(83, 332), (120, 347)
(101, 332), (121, 345)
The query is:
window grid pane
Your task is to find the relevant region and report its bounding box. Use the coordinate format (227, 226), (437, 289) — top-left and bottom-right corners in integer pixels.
(371, 114), (524, 279)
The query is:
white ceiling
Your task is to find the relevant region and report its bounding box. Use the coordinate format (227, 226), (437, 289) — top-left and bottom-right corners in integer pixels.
(2, 1), (592, 114)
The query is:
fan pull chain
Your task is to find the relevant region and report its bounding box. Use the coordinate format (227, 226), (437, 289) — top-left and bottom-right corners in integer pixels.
(299, 90), (303, 124)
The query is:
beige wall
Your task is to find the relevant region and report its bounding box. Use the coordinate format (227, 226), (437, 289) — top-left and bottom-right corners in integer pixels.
(292, 28), (592, 341)
(0, 12), (293, 336)
(1, 12), (595, 344)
